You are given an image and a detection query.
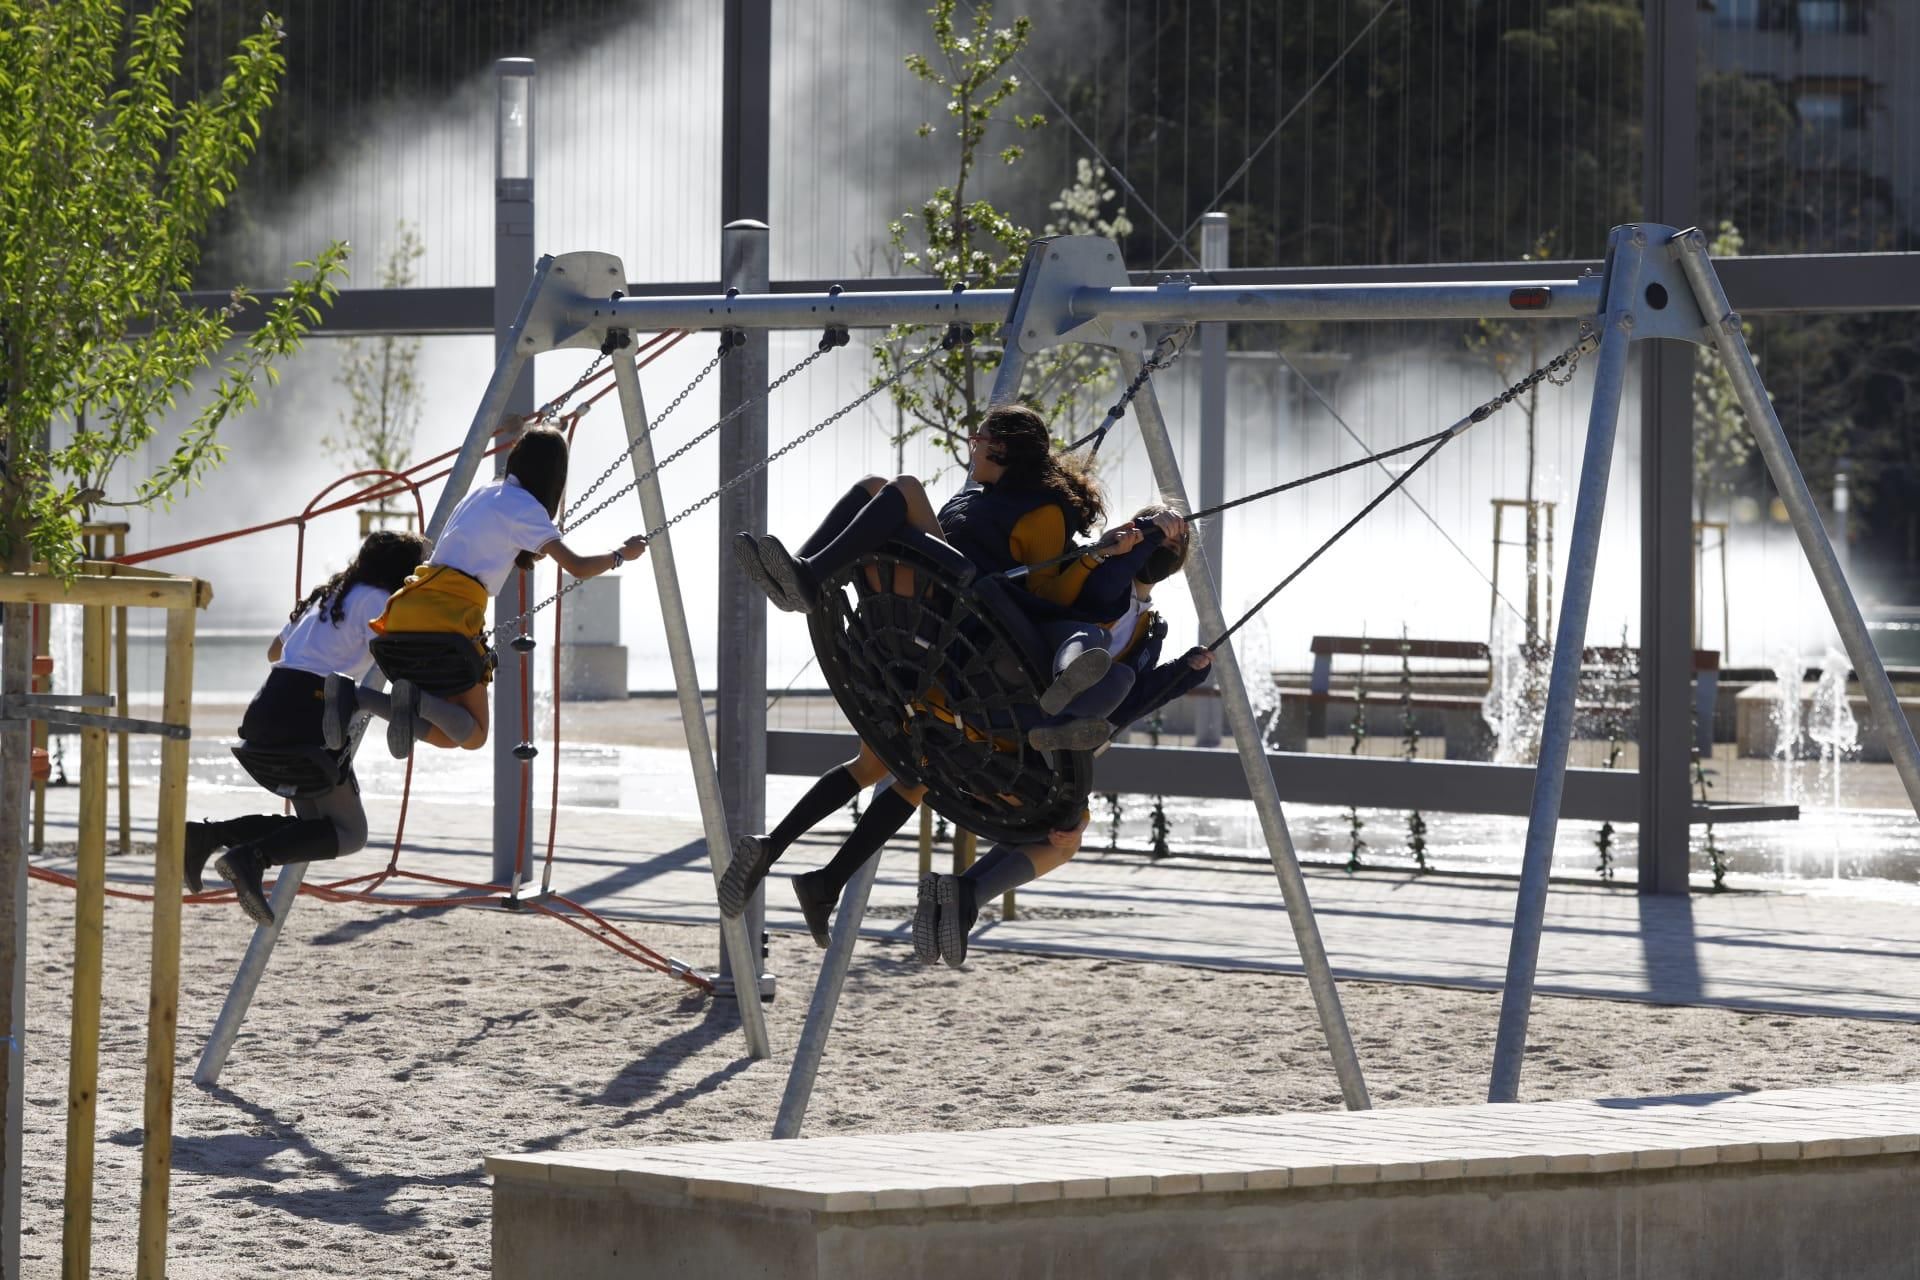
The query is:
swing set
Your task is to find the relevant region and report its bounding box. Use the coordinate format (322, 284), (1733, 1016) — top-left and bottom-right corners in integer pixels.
(494, 227), (1918, 1135)
(44, 225), (1916, 1147)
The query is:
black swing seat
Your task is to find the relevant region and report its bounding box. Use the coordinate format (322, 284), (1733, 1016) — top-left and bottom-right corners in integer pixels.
(368, 631), (493, 697)
(230, 742), (347, 800)
(807, 530), (1094, 846)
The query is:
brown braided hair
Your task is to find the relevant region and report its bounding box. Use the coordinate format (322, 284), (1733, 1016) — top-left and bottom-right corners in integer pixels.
(975, 403), (1104, 536)
(290, 529), (428, 626)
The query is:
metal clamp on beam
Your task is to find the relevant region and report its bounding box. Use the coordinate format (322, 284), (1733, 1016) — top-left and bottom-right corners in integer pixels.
(12, 693), (116, 710)
(3, 698), (190, 740)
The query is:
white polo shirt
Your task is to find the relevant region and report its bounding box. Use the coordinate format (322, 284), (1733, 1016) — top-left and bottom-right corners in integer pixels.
(428, 476), (564, 595)
(275, 583), (389, 681)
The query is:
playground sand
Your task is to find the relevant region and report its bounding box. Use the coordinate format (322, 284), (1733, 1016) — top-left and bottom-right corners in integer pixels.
(21, 877), (1916, 1278)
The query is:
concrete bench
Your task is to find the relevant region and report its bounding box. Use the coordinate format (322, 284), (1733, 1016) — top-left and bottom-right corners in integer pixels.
(489, 1082), (1920, 1279)
(1276, 636), (1720, 758)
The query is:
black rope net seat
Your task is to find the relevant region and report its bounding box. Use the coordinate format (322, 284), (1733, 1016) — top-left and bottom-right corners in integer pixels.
(807, 531), (1093, 845)
(369, 632), (495, 697)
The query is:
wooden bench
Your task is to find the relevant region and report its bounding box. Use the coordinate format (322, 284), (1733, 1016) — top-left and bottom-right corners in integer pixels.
(1273, 635), (1720, 759)
(490, 1082), (1920, 1280)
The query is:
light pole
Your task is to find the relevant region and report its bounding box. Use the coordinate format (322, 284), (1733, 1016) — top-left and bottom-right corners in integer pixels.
(492, 57), (536, 885)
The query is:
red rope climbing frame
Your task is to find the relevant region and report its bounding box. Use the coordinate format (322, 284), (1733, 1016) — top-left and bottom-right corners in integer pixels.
(30, 330), (713, 992)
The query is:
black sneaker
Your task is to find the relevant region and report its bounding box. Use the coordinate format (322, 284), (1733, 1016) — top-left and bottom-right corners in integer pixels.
(757, 535), (821, 615)
(790, 870), (836, 948)
(911, 872), (941, 964)
(718, 834), (774, 918)
(321, 674), (358, 751)
(215, 846), (276, 927)
(183, 821), (224, 895)
(386, 679), (417, 759)
(733, 532), (797, 612)
(935, 874), (979, 969)
(1038, 646), (1113, 717)
(1027, 717), (1113, 754)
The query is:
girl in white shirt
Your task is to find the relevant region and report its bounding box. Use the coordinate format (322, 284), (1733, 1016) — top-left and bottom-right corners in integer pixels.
(324, 425), (647, 758)
(187, 530), (428, 925)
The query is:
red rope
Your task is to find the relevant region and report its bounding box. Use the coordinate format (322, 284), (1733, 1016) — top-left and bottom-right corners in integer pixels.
(37, 334), (715, 991)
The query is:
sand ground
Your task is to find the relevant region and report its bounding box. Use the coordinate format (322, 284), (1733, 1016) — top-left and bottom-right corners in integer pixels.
(22, 863), (1917, 1279)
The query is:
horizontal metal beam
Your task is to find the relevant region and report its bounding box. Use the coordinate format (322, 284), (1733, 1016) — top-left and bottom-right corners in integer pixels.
(183, 250), (1920, 338)
(765, 730), (1796, 826)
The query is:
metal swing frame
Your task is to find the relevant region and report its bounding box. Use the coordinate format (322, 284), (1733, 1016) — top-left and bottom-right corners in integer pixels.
(197, 226), (1920, 1114)
(195, 252), (781, 1082)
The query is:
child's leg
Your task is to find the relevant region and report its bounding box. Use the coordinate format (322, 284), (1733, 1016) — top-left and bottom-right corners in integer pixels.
(925, 815), (1086, 967)
(297, 779), (370, 857)
(789, 780), (923, 947)
(1038, 621), (1114, 716)
(720, 742), (893, 918)
(799, 478), (888, 556)
(414, 683), (487, 750)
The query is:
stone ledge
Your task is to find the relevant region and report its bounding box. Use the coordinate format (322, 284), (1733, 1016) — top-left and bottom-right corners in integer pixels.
(486, 1082), (1920, 1215)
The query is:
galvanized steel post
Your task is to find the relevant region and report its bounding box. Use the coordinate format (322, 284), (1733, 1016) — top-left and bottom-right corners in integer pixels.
(1489, 227), (1646, 1103)
(714, 220), (772, 1000)
(609, 341), (772, 1059)
(1675, 229), (1920, 815)
(1194, 212), (1229, 748)
(1125, 354), (1371, 1111)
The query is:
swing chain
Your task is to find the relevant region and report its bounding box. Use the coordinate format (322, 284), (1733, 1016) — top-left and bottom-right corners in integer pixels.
(532, 352), (609, 426)
(565, 339), (835, 537)
(637, 342), (943, 543)
(488, 338), (914, 640)
(564, 344), (730, 522)
(1465, 331), (1599, 426)
(1072, 324), (1195, 454)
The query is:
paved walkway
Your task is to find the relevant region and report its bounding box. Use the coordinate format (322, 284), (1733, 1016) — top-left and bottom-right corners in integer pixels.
(39, 778), (1920, 1023)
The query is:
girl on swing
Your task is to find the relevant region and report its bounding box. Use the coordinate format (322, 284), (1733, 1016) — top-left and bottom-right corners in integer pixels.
(722, 403), (1147, 945)
(321, 425), (648, 759)
(917, 498), (1216, 967)
(185, 529), (428, 926)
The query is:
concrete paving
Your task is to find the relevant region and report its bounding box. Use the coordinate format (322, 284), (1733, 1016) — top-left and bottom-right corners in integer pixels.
(38, 773), (1920, 1023)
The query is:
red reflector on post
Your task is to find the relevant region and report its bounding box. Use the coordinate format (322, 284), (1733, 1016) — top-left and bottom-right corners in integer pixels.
(1509, 287), (1552, 310)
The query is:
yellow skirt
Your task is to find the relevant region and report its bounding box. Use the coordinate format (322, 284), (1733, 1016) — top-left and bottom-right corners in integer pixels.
(369, 565), (494, 685)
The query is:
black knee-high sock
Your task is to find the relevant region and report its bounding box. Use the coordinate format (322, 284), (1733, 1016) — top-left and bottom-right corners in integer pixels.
(961, 843), (1040, 900)
(765, 765), (860, 863)
(211, 813), (299, 847)
(249, 817), (341, 867)
(799, 483), (882, 558)
(798, 484), (908, 581)
(811, 787), (916, 896)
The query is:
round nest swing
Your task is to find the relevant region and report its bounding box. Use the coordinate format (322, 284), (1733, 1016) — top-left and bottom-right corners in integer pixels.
(807, 531), (1093, 846)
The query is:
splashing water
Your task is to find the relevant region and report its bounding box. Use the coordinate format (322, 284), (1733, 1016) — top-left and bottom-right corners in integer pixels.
(1805, 647), (1860, 828)
(1483, 611), (1548, 765)
(1769, 649), (1807, 805)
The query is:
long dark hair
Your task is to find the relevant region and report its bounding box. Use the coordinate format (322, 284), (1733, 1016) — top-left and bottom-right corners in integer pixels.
(1131, 501), (1192, 584)
(977, 403), (1103, 535)
(290, 529), (428, 626)
(506, 424), (569, 570)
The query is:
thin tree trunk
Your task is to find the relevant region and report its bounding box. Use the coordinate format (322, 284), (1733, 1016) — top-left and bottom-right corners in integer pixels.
(0, 514), (30, 1277)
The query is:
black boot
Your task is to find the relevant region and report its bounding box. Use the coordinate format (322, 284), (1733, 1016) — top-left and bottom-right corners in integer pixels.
(936, 874), (980, 969)
(184, 814), (296, 894)
(216, 818), (341, 926)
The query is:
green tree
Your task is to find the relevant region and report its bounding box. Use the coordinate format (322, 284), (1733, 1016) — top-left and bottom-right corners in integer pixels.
(0, 1), (344, 1245)
(875, 0), (1116, 457)
(327, 223), (425, 482)
(1691, 222), (1758, 525)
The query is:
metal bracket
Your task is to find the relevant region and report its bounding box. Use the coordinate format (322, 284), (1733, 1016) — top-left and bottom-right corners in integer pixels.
(1005, 235), (1146, 355)
(2, 698), (189, 740)
(12, 693), (114, 709)
(1603, 223), (1711, 346)
(518, 250), (628, 355)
